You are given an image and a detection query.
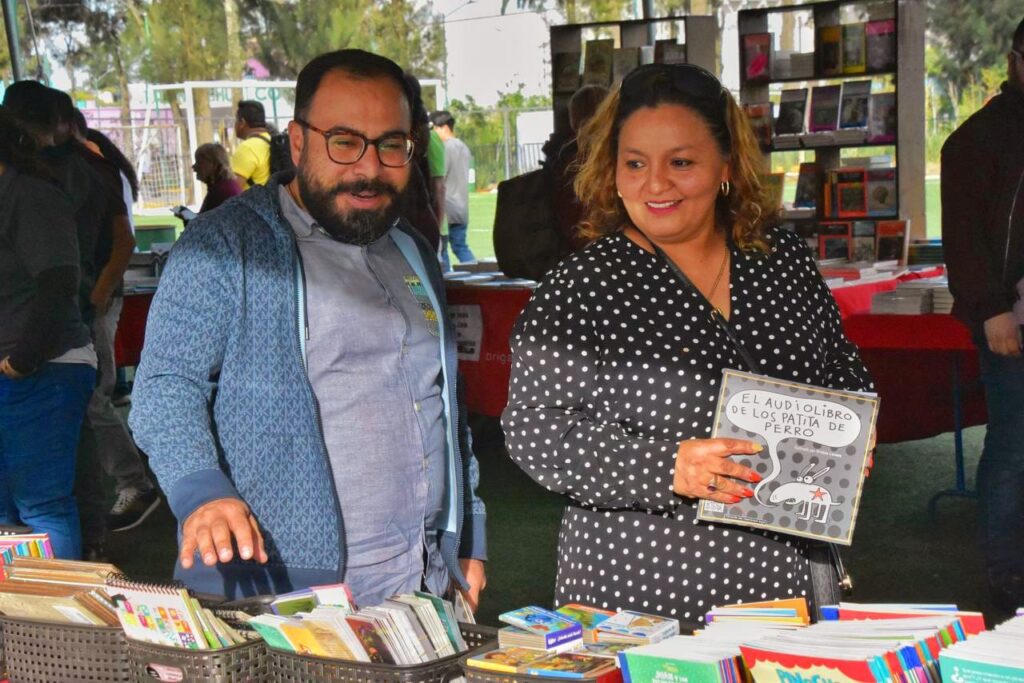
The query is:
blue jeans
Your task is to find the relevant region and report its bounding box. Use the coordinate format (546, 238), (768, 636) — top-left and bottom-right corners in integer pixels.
(447, 223), (476, 263)
(0, 362), (95, 558)
(976, 339), (1024, 580)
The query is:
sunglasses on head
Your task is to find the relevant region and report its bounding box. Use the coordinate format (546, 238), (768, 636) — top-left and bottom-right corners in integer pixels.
(619, 63), (726, 103)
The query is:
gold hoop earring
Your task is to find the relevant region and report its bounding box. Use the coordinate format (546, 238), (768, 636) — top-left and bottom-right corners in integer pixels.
(616, 190), (623, 198)
(720, 181), (731, 196)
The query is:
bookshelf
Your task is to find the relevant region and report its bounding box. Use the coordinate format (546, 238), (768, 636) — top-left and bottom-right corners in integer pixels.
(737, 0), (925, 261)
(549, 15), (718, 136)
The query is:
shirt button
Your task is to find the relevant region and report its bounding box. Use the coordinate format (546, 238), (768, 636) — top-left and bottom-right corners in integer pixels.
(414, 402), (422, 412)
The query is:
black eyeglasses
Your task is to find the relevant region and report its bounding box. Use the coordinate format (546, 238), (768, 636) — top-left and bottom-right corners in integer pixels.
(620, 63), (726, 103)
(294, 118), (415, 168)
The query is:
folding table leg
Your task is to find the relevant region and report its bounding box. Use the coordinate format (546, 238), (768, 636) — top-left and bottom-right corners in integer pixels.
(928, 353), (978, 520)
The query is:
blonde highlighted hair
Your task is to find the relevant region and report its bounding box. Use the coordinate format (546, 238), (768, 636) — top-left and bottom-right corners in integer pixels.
(574, 73), (777, 253)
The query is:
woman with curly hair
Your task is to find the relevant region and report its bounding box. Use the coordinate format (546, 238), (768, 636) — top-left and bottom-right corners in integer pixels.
(502, 64), (872, 624)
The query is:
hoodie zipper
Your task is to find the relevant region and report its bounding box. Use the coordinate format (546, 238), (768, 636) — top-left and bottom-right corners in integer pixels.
(1003, 165), (1024, 283)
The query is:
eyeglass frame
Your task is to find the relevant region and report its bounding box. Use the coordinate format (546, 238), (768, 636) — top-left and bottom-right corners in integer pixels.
(293, 118), (416, 168)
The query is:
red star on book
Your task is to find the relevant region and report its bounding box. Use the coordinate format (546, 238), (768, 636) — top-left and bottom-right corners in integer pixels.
(812, 488), (827, 501)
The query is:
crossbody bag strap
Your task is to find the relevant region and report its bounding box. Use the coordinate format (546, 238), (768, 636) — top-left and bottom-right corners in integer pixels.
(648, 237), (852, 620)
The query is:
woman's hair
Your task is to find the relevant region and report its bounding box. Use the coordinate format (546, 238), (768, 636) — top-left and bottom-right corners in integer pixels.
(194, 143), (234, 182)
(86, 129), (140, 201)
(0, 107), (47, 178)
(574, 64), (775, 252)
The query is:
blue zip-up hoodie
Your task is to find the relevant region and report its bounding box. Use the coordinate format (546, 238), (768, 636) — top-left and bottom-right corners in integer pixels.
(129, 175), (486, 599)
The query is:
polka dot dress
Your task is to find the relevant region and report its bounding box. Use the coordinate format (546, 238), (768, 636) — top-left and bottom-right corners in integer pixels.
(502, 227), (873, 625)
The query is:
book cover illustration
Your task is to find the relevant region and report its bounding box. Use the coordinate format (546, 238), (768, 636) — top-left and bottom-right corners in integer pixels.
(553, 52), (582, 94)
(742, 33), (772, 84)
(526, 652), (615, 678)
(835, 168), (868, 218)
(819, 222), (852, 261)
(866, 19), (896, 72)
(867, 92), (897, 143)
(793, 162), (819, 209)
(697, 369), (879, 545)
(345, 615), (396, 664)
(556, 603), (614, 630)
(818, 25), (843, 76)
(775, 89), (808, 136)
(594, 610), (679, 640)
(839, 80), (872, 129)
(842, 23), (867, 74)
(809, 85), (842, 132)
(876, 219), (908, 263)
(867, 168), (897, 216)
(582, 39), (615, 87)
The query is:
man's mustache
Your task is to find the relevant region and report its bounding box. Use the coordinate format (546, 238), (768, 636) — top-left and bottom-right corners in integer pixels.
(326, 177), (400, 200)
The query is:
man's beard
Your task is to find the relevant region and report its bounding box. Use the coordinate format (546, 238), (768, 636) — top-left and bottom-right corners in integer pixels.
(296, 168), (405, 245)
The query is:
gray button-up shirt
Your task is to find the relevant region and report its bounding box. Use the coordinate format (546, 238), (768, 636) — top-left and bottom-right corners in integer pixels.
(279, 186), (449, 606)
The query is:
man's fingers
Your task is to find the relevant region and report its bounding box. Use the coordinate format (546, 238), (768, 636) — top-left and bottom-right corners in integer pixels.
(209, 518), (235, 564)
(249, 515), (269, 563)
(179, 534), (197, 569)
(226, 508), (255, 561)
(194, 527), (218, 566)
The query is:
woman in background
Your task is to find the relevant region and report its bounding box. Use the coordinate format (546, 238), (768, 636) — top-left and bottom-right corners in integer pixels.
(193, 143), (243, 213)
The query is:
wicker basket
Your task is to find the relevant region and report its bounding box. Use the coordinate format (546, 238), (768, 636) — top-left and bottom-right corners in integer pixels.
(270, 622), (497, 683)
(0, 616), (130, 682)
(126, 637), (270, 682)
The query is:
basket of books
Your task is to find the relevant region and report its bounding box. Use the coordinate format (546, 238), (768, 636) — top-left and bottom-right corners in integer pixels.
(105, 575), (272, 683)
(0, 555), (132, 682)
(254, 587), (497, 683)
(0, 618), (131, 682)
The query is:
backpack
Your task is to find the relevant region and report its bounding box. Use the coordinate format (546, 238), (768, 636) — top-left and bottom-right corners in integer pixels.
(493, 167), (566, 281)
(258, 132), (295, 177)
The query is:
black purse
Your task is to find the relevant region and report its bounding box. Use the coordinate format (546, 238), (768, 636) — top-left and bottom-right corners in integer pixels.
(649, 241), (853, 620)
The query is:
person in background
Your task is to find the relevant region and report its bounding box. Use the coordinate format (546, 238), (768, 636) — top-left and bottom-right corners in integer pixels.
(130, 49), (487, 607)
(194, 143), (244, 213)
(400, 74), (443, 251)
(430, 110), (475, 269)
(231, 100), (272, 187)
(544, 84), (609, 255)
(503, 63), (873, 623)
(0, 106), (96, 559)
(67, 113), (160, 547)
(941, 15), (1024, 615)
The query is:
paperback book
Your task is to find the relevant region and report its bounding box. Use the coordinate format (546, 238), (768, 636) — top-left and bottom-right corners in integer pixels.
(742, 33), (772, 84)
(867, 92), (897, 144)
(808, 85), (842, 133)
(582, 39), (615, 87)
(839, 80), (872, 130)
(818, 25), (843, 76)
(866, 19), (897, 72)
(774, 88), (808, 137)
(842, 23), (867, 74)
(697, 369), (879, 545)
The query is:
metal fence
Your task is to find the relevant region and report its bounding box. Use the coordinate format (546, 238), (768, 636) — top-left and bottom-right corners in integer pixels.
(92, 107), (554, 212)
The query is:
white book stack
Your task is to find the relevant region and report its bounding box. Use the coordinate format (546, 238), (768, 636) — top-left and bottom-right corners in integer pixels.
(870, 289), (932, 314)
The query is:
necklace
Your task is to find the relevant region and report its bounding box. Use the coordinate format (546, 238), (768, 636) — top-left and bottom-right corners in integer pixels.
(706, 245), (729, 305)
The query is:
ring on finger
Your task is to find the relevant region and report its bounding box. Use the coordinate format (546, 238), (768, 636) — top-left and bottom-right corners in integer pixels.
(707, 474), (719, 493)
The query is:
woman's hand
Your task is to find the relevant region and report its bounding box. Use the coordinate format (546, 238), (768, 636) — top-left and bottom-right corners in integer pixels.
(673, 438), (763, 504)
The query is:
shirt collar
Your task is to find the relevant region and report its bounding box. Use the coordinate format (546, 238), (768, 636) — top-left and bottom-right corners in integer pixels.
(277, 183), (318, 238)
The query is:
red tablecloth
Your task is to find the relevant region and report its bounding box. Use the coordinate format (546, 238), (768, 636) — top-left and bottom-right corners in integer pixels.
(113, 292), (154, 368)
(842, 314), (985, 444)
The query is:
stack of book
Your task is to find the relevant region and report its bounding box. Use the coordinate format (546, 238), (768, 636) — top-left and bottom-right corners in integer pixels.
(247, 588), (468, 663)
(870, 288), (932, 314)
(908, 240), (945, 266)
(940, 614), (1024, 682)
(0, 557), (123, 626)
(467, 649), (622, 682)
(0, 530), (53, 566)
(556, 603), (616, 641)
(498, 606), (584, 652)
(593, 610), (680, 645)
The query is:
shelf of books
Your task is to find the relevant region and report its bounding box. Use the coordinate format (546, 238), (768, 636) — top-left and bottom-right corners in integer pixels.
(738, 0), (905, 265)
(549, 15), (718, 133)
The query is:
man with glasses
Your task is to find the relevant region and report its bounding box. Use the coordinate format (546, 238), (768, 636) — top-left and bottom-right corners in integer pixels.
(942, 16), (1024, 615)
(130, 50), (487, 610)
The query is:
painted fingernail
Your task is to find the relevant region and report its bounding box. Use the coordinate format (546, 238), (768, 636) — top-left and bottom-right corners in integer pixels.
(750, 472), (762, 482)
(752, 443), (763, 452)
(742, 488), (754, 498)
(729, 495), (741, 504)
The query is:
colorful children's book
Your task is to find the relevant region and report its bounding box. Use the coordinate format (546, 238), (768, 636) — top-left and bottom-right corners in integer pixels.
(500, 606), (584, 650)
(619, 636), (743, 683)
(742, 33), (772, 84)
(697, 369), (879, 545)
(526, 652), (619, 680)
(556, 603), (616, 632)
(818, 221), (853, 261)
(107, 577), (209, 649)
(466, 646), (559, 673)
(866, 19), (897, 72)
(594, 610), (680, 645)
(866, 168), (897, 217)
(842, 23), (867, 74)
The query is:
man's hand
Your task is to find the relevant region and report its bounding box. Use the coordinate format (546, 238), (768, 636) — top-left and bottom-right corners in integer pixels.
(458, 558), (487, 613)
(179, 498), (269, 569)
(0, 357), (25, 379)
(984, 312), (1022, 357)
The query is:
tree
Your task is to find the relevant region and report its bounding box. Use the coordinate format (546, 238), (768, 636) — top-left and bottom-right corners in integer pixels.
(239, 0), (444, 80)
(927, 0), (1020, 120)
